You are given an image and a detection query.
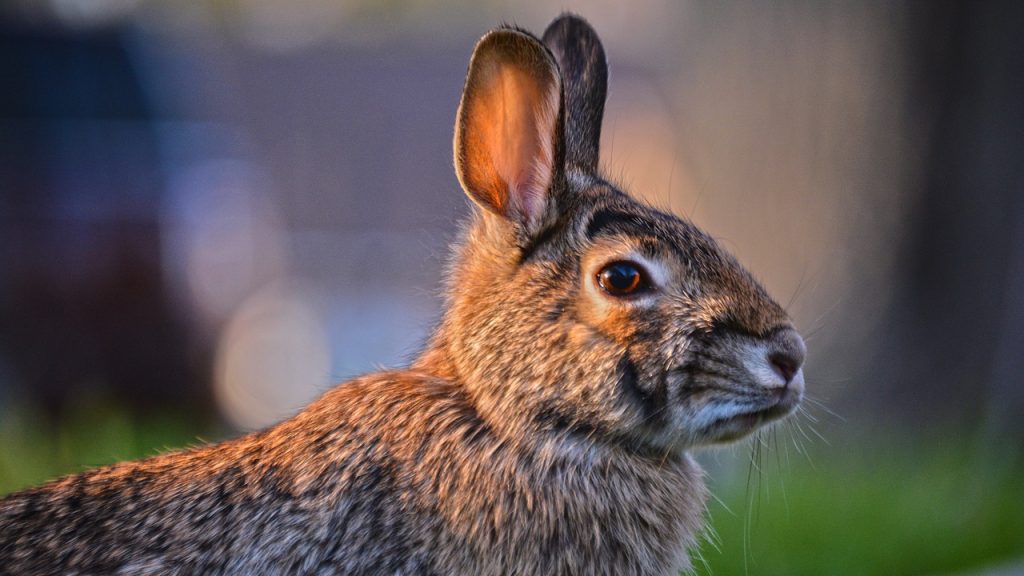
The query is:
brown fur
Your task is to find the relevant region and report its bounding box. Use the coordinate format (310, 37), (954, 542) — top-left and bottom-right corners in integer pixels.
(0, 14), (805, 575)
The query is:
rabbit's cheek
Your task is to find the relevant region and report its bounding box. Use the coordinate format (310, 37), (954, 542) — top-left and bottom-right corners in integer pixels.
(578, 278), (620, 322)
(574, 291), (643, 344)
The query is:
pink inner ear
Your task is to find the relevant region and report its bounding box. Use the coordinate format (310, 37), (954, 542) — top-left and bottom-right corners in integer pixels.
(510, 154), (555, 225)
(481, 64), (558, 226)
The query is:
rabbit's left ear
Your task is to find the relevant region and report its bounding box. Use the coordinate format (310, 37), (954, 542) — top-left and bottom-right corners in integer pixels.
(455, 28), (563, 236)
(543, 14), (607, 173)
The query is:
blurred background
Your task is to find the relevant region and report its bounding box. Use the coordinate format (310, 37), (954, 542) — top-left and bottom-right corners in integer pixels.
(1, 1), (1022, 574)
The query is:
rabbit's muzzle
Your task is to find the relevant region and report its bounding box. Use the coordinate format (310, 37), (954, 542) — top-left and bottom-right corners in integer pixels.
(668, 326), (806, 445)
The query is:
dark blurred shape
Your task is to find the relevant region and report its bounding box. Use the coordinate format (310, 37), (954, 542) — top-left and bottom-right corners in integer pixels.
(881, 0), (1024, 437)
(0, 21), (212, 419)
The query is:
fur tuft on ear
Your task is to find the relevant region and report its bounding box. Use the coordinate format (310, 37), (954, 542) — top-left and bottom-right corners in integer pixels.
(454, 29), (562, 235)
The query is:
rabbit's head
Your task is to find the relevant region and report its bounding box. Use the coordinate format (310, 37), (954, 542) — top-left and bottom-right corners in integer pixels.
(427, 14), (805, 453)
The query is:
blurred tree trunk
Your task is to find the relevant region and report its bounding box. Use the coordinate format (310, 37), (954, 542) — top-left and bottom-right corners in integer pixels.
(888, 0), (1024, 439)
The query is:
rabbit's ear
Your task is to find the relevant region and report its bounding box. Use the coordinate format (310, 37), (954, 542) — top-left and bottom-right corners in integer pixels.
(542, 14), (607, 173)
(455, 29), (563, 235)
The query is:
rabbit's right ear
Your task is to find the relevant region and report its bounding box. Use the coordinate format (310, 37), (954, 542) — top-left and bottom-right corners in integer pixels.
(455, 29), (563, 236)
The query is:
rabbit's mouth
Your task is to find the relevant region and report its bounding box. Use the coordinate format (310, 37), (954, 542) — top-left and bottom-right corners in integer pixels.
(697, 383), (803, 443)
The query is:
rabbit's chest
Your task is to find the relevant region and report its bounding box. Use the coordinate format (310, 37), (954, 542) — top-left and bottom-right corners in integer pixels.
(424, 451), (708, 576)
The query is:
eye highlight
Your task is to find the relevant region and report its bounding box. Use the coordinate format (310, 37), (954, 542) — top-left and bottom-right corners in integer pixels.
(597, 261), (647, 296)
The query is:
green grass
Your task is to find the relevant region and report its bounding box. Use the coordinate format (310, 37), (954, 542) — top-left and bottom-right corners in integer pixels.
(0, 401), (221, 495)
(2, 405), (1021, 574)
(692, 429), (1024, 575)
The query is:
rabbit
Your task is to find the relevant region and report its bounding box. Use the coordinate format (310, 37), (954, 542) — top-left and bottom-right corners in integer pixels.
(0, 13), (806, 576)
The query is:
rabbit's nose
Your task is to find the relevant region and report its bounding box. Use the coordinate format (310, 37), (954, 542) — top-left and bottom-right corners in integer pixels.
(767, 329), (806, 385)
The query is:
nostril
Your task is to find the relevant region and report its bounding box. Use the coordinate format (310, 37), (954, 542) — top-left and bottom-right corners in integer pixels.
(768, 351), (799, 383)
(766, 328), (806, 385)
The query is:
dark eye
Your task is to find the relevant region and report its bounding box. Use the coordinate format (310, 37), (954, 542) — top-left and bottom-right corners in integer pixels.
(597, 261), (646, 296)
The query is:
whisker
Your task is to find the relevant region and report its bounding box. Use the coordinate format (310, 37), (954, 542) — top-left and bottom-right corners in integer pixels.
(748, 439), (764, 475)
(800, 322), (831, 343)
(804, 421), (830, 446)
(706, 489), (736, 518)
(667, 155), (676, 214)
(773, 428), (790, 516)
(785, 263), (811, 313)
(803, 395), (846, 422)
(792, 418), (813, 444)
(782, 424), (794, 467)
(802, 297), (843, 337)
(789, 419), (819, 470)
(787, 427), (804, 456)
(797, 405), (820, 424)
